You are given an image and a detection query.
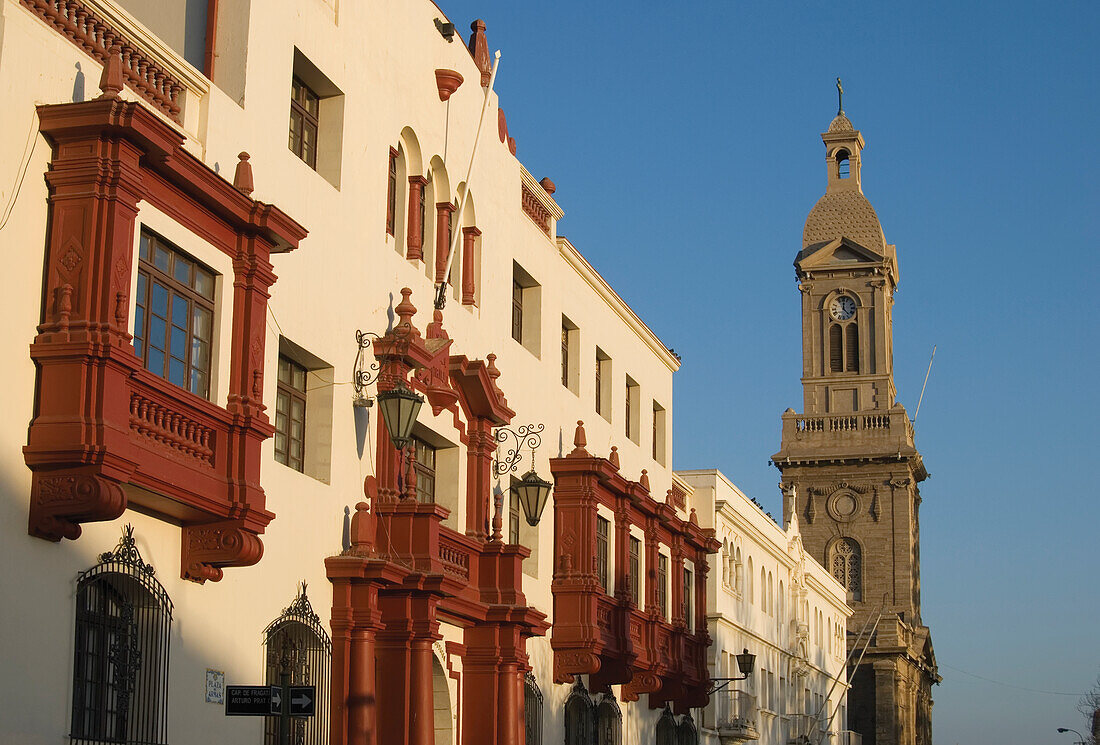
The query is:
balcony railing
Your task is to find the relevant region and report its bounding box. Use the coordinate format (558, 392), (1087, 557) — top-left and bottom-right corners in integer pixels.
(715, 690), (760, 743)
(787, 713), (827, 745)
(19, 0), (209, 133)
(835, 730), (862, 745)
(778, 406), (915, 454)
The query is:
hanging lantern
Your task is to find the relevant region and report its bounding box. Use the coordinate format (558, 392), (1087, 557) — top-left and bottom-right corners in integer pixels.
(511, 469), (552, 526)
(376, 383), (423, 450)
(736, 648), (756, 677)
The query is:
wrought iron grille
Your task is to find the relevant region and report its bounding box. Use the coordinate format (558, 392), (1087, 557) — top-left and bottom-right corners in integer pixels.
(263, 583), (332, 745)
(71, 524), (172, 745)
(524, 672), (543, 745)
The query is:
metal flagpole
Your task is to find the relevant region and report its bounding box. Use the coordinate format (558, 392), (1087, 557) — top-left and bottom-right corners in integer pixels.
(435, 50), (502, 310)
(914, 344), (937, 422)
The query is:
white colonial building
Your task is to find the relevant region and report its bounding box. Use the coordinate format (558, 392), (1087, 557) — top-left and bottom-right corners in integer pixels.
(0, 0), (849, 744)
(678, 471), (857, 745)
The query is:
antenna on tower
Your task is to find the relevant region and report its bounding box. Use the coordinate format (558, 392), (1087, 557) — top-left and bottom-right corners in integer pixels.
(913, 345), (937, 422)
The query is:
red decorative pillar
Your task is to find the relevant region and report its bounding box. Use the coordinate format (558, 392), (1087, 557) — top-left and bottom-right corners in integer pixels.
(407, 176), (426, 260)
(465, 418), (493, 539)
(375, 592), (441, 745)
(434, 201), (455, 283)
(25, 102), (147, 541)
(461, 226), (480, 304)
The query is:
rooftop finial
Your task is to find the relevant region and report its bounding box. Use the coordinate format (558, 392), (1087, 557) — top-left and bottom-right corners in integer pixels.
(836, 77), (844, 116)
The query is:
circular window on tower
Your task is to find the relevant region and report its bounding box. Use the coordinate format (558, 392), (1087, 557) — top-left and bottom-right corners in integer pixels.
(827, 489), (860, 521)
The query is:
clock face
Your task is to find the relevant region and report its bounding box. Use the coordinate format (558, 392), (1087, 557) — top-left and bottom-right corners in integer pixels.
(830, 296), (856, 321)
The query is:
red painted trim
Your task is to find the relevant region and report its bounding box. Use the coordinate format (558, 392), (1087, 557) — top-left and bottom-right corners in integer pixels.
(434, 69), (464, 102)
(203, 0), (219, 79)
(460, 227), (479, 305)
(24, 98), (306, 583)
(406, 176), (427, 260)
(327, 290), (547, 743)
(550, 422), (719, 710)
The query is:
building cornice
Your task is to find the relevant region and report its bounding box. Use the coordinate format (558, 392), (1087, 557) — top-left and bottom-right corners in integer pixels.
(558, 237), (681, 372)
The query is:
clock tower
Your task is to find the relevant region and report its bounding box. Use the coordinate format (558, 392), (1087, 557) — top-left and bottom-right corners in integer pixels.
(772, 105), (939, 745)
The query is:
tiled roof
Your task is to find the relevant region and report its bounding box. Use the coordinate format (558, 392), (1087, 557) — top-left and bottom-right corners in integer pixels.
(827, 113), (855, 133)
(802, 190), (885, 251)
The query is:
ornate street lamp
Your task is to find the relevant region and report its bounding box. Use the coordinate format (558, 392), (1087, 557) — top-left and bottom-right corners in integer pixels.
(512, 468), (552, 527)
(376, 383), (423, 451)
(493, 423), (552, 527)
(708, 648), (757, 694)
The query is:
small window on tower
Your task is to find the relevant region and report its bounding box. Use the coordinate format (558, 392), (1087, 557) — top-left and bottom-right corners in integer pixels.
(836, 149), (851, 179)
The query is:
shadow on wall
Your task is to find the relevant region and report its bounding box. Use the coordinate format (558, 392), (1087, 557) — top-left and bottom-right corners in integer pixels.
(72, 62), (84, 102)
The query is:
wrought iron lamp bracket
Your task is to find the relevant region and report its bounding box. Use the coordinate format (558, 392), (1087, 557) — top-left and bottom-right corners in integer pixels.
(492, 423), (545, 477)
(353, 324), (417, 402)
(707, 674), (750, 696)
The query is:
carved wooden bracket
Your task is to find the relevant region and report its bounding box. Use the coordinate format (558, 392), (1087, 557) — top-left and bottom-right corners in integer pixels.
(182, 519), (264, 583)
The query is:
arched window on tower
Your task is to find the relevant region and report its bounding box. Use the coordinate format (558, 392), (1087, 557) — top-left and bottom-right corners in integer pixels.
(830, 324), (843, 372)
(846, 323), (859, 372)
(525, 672), (543, 745)
(263, 583), (332, 745)
(71, 525), (172, 745)
(836, 149), (850, 178)
(829, 538), (863, 602)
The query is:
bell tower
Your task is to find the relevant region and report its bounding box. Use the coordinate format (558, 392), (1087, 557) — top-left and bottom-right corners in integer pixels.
(773, 94), (938, 745)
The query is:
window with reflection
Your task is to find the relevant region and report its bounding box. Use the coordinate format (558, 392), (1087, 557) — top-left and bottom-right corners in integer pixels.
(134, 230), (215, 399)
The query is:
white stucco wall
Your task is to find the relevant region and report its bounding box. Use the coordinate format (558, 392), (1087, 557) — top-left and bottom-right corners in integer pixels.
(677, 469), (853, 745)
(0, 0), (698, 742)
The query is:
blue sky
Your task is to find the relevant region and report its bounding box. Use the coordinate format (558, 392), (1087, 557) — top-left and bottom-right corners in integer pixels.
(445, 2), (1100, 742)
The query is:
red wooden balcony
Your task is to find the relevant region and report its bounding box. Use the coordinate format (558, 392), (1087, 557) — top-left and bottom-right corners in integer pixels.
(551, 422), (720, 712)
(24, 93), (306, 582)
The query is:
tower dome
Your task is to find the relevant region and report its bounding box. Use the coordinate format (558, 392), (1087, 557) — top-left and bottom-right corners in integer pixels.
(802, 191), (885, 251)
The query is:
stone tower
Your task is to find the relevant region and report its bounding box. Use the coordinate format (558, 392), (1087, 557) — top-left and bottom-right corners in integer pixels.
(772, 106), (938, 745)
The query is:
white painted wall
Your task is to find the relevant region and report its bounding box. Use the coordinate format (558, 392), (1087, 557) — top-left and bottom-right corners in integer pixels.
(0, 0), (698, 741)
(677, 469), (852, 745)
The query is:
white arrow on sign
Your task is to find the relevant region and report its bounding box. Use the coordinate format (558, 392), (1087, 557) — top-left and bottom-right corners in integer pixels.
(292, 692), (311, 707)
(270, 688), (282, 710)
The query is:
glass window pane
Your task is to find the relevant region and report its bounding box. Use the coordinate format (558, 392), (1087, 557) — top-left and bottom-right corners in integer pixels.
(278, 357), (291, 384)
(190, 369), (208, 398)
(191, 338), (210, 372)
(168, 357), (186, 387)
(194, 269), (214, 299)
(149, 316), (167, 352)
(290, 398), (304, 421)
(151, 282), (169, 317)
(139, 233), (151, 260)
(146, 347), (165, 376)
(276, 392), (289, 415)
(172, 255), (191, 286)
(171, 294), (189, 329)
(292, 366), (306, 391)
(192, 306), (212, 341)
(170, 326), (187, 360)
(153, 244), (170, 272)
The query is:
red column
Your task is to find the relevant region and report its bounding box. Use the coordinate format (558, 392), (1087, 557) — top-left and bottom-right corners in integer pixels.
(407, 176), (426, 260)
(348, 626), (377, 744)
(434, 202), (455, 283)
(465, 420), (493, 540)
(461, 226), (480, 305)
(497, 660), (522, 745)
(409, 638), (436, 745)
